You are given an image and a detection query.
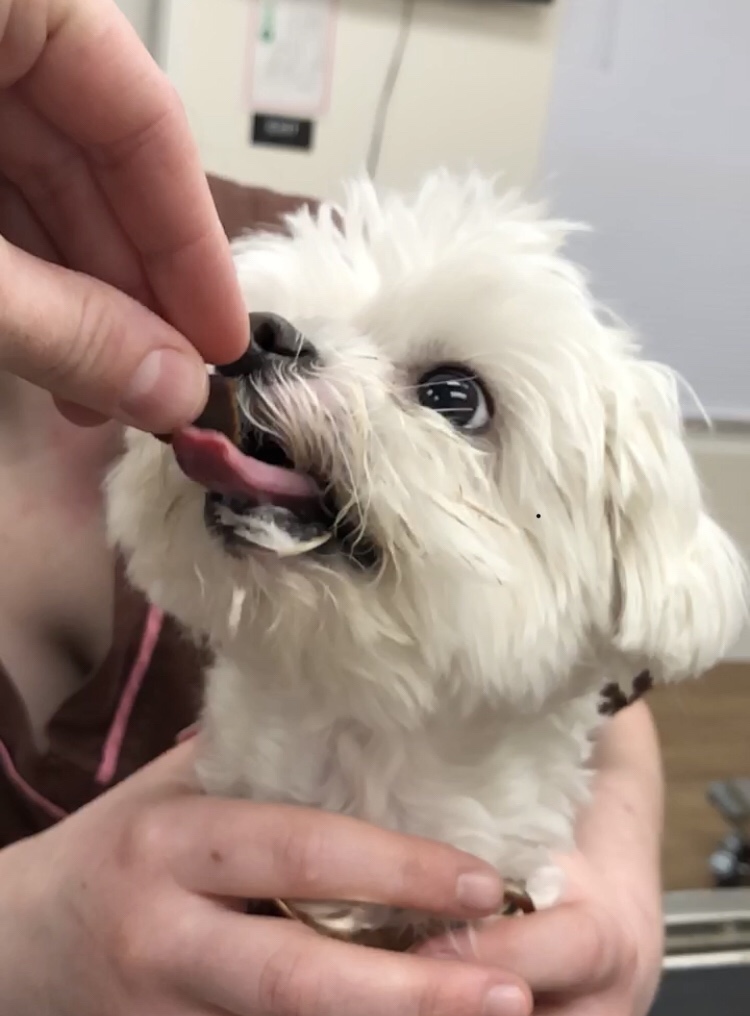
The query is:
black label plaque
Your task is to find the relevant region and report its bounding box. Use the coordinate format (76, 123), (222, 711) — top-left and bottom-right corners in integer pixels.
(251, 114), (314, 151)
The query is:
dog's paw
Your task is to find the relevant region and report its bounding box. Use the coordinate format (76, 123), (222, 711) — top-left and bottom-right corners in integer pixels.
(526, 864), (565, 909)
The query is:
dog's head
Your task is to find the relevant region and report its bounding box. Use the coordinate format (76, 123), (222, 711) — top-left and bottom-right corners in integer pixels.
(106, 173), (747, 719)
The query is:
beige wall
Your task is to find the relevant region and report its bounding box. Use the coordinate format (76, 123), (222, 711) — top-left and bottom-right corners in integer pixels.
(162, 0), (749, 659)
(162, 0), (563, 199)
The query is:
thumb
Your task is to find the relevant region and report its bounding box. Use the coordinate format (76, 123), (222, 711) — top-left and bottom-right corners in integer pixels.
(0, 238), (209, 432)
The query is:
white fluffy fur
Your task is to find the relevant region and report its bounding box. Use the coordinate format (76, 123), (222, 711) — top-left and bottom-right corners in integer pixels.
(106, 173), (748, 935)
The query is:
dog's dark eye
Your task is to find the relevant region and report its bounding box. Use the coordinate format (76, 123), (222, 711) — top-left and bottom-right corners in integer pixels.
(416, 367), (491, 432)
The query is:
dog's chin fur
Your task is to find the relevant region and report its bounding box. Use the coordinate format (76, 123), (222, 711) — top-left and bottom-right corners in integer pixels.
(106, 172), (748, 938)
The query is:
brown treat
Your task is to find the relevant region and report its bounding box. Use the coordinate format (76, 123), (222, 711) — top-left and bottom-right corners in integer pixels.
(250, 898), (453, 952)
(154, 374), (241, 447)
(192, 374), (242, 444)
(501, 883), (536, 916)
(246, 885), (535, 953)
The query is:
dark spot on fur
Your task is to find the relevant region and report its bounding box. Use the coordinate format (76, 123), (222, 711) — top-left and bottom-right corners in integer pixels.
(598, 670), (653, 716)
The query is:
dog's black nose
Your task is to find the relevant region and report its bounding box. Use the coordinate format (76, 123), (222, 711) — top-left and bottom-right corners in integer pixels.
(218, 313), (317, 378)
(252, 312), (315, 359)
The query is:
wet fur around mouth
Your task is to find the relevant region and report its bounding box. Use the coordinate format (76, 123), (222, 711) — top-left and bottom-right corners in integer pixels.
(203, 423), (380, 570)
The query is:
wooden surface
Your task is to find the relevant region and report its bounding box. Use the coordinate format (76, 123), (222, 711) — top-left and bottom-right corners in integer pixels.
(649, 663), (750, 890)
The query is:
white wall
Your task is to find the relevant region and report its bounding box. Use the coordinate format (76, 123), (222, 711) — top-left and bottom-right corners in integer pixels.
(540, 0), (750, 423)
(161, 0), (749, 659)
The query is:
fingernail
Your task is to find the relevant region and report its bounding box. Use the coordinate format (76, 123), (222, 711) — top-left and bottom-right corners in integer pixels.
(482, 985), (528, 1016)
(456, 871), (503, 912)
(120, 349), (208, 430)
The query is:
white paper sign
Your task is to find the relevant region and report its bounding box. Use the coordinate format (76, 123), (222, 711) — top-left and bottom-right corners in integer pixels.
(246, 0), (337, 118)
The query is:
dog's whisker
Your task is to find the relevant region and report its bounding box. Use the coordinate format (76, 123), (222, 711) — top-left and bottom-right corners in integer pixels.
(446, 923), (462, 955)
(229, 585), (246, 637)
(193, 564), (207, 600)
(461, 498), (514, 529)
(163, 494), (181, 524)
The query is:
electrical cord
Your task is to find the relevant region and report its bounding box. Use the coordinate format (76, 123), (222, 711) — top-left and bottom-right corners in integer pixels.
(366, 0), (417, 180)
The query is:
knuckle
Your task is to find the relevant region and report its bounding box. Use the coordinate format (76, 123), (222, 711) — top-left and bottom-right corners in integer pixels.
(92, 83), (183, 170)
(415, 976), (447, 1016)
(118, 803), (176, 873)
(415, 971), (486, 1016)
(0, 237), (12, 309)
(577, 903), (618, 987)
(103, 871), (193, 990)
(16, 148), (87, 209)
(161, 80), (187, 122)
(393, 850), (436, 905)
(112, 914), (152, 974)
(28, 284), (120, 391)
(107, 900), (166, 986)
(274, 824), (329, 895)
(618, 927), (641, 984)
(0, 1), (47, 85)
(145, 896), (201, 979)
(70, 287), (121, 376)
(257, 946), (319, 1016)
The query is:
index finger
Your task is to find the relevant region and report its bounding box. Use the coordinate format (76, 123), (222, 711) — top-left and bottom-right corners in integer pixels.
(155, 795), (506, 923)
(19, 0), (248, 365)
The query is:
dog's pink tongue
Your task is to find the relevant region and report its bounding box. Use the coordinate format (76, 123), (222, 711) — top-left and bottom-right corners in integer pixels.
(172, 427), (319, 501)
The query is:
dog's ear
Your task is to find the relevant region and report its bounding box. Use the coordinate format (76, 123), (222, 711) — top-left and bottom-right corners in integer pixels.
(604, 360), (747, 685)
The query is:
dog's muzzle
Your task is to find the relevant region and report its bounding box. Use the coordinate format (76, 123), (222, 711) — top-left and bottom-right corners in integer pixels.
(157, 316), (379, 567)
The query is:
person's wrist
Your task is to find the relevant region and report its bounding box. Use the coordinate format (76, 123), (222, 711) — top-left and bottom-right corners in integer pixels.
(0, 839), (47, 1008)
(632, 890), (665, 1012)
(606, 862), (664, 1012)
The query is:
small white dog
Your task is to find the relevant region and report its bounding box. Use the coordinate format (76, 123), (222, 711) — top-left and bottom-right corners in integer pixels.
(106, 173), (747, 944)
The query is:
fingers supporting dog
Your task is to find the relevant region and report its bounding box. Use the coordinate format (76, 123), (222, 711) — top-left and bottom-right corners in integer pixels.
(416, 902), (621, 997)
(181, 911), (532, 1016)
(158, 795), (505, 920)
